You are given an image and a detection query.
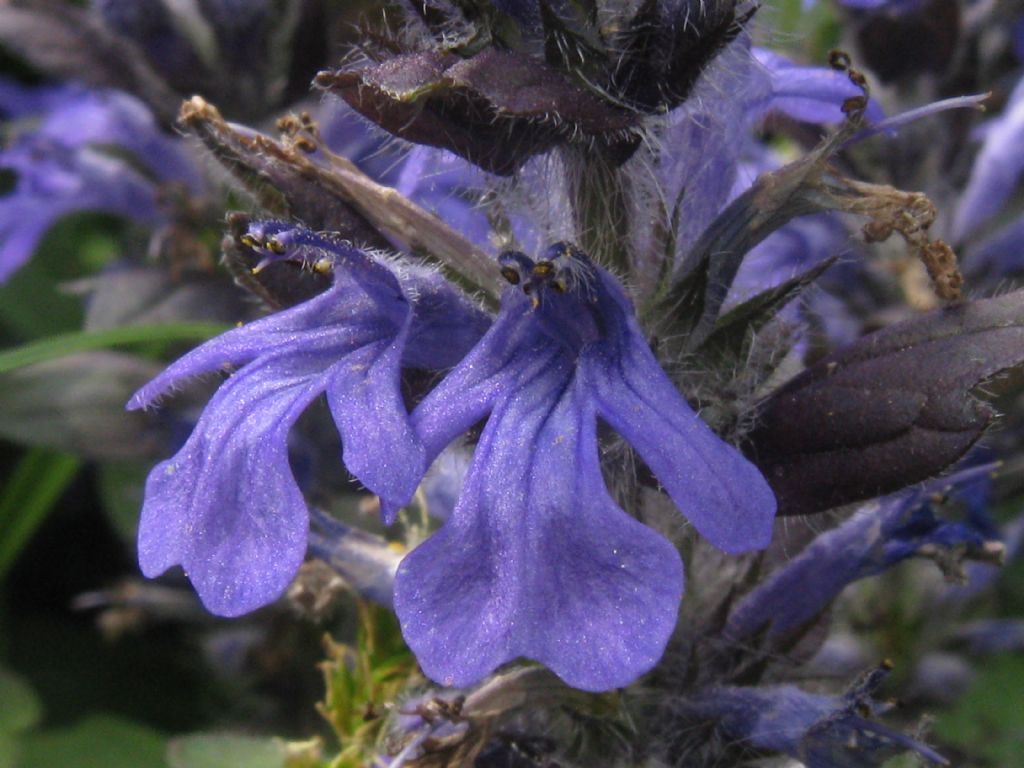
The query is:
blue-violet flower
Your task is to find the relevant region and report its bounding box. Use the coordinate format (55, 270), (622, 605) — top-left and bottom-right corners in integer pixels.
(128, 223), (488, 616)
(393, 243), (777, 692)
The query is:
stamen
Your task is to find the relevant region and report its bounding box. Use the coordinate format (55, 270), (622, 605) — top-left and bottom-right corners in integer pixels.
(251, 256), (274, 274)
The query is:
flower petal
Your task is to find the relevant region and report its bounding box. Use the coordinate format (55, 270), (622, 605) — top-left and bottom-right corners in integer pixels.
(326, 331), (425, 510)
(754, 48), (886, 125)
(137, 351), (326, 616)
(396, 348), (683, 692)
(586, 288), (776, 553)
(952, 81), (1024, 241)
(128, 254), (406, 408)
(409, 304), (529, 461)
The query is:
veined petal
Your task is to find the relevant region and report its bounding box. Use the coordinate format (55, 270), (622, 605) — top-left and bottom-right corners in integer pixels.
(128, 226), (419, 407)
(410, 305), (533, 461)
(379, 304), (531, 524)
(584, 271), (776, 553)
(138, 350), (330, 616)
(396, 345), (683, 691)
(127, 264), (402, 408)
(398, 244), (774, 690)
(326, 328), (425, 510)
(133, 230), (446, 614)
(139, 321), (423, 614)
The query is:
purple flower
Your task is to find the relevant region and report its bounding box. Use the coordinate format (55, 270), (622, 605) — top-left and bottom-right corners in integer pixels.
(659, 42), (884, 259)
(0, 81), (199, 281)
(128, 223), (488, 616)
(726, 466), (1001, 642)
(687, 676), (948, 766)
(952, 75), (1024, 242)
(753, 48), (886, 125)
(396, 147), (495, 252)
(393, 243), (776, 691)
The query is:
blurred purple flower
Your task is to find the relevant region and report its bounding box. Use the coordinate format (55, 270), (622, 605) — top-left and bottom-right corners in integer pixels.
(128, 223), (488, 616)
(952, 75), (1024, 242)
(396, 147), (496, 252)
(659, 42), (883, 259)
(688, 675), (948, 766)
(393, 243), (776, 691)
(727, 466), (1001, 641)
(966, 215), (1024, 280)
(730, 212), (851, 302)
(753, 48), (886, 125)
(0, 81), (199, 281)
(955, 618), (1024, 654)
(837, 0), (924, 10)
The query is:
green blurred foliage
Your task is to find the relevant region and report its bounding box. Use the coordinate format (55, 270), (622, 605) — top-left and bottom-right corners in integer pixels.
(760, 0), (843, 63)
(0, 449), (80, 582)
(18, 715), (165, 768)
(166, 733), (291, 768)
(0, 664), (42, 768)
(0, 215), (125, 342)
(936, 654), (1024, 765)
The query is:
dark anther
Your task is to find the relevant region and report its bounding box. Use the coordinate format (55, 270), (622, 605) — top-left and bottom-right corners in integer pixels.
(500, 266), (521, 285)
(533, 261), (554, 277)
(267, 237), (287, 254)
(829, 49), (852, 71)
(842, 96), (867, 115)
(293, 136), (318, 154)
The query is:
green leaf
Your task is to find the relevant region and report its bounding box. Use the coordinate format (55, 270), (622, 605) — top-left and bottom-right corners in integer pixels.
(167, 733), (288, 768)
(0, 323), (230, 375)
(0, 666), (42, 735)
(19, 715), (166, 768)
(698, 257), (836, 362)
(0, 447), (81, 582)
